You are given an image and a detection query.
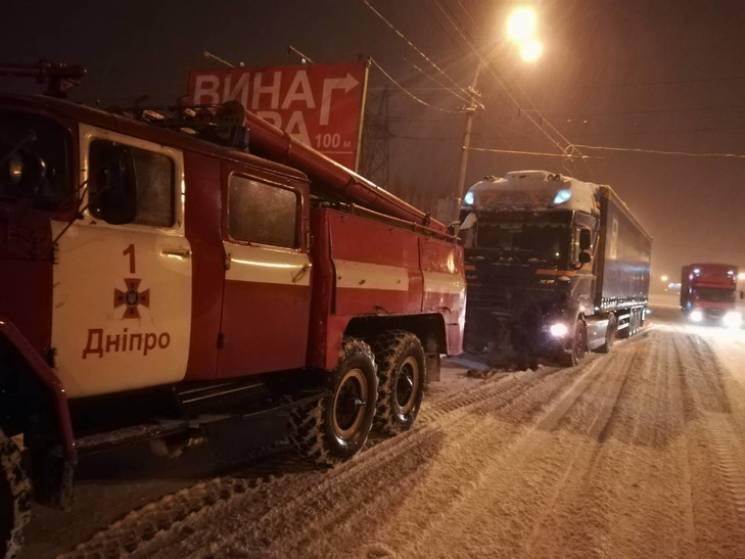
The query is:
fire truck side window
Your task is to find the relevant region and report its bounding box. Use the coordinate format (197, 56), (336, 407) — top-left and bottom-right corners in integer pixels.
(228, 176), (298, 248)
(89, 140), (175, 227)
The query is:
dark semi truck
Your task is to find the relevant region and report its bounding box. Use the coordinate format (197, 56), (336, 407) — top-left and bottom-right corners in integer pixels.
(460, 170), (651, 368)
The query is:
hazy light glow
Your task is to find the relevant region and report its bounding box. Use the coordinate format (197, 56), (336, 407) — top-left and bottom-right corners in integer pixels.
(722, 311), (743, 328)
(464, 191), (475, 205)
(660, 275), (669, 282)
(689, 309), (704, 323)
(506, 6), (537, 43)
(549, 322), (569, 338)
(519, 38), (544, 63)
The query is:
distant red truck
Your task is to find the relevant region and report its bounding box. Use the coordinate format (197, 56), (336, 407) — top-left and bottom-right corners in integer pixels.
(680, 263), (741, 326)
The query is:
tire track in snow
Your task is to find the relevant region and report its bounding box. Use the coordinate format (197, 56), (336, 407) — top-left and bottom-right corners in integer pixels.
(65, 364), (566, 558)
(672, 333), (745, 557)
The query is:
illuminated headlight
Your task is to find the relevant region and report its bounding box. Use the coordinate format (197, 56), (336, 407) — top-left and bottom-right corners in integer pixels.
(689, 309), (704, 323)
(463, 191), (475, 206)
(722, 311), (743, 328)
(549, 322), (570, 338)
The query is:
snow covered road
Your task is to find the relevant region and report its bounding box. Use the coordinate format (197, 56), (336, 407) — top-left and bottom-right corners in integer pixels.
(25, 309), (745, 558)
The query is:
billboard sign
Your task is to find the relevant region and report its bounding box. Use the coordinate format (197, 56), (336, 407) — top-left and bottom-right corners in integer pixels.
(188, 62), (368, 169)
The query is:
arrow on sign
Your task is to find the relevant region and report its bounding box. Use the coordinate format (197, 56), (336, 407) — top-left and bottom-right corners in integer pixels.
(319, 73), (359, 126)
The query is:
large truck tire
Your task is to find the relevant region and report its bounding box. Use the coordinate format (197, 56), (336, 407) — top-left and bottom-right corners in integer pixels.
(0, 432), (31, 559)
(370, 330), (426, 436)
(560, 319), (587, 367)
(289, 338), (378, 466)
(597, 313), (617, 354)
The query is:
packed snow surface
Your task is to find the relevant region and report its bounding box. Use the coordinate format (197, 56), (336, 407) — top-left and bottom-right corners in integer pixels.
(467, 170), (601, 215)
(24, 307), (745, 559)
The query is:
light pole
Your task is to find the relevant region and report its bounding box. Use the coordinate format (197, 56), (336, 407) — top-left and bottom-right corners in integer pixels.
(453, 6), (543, 217)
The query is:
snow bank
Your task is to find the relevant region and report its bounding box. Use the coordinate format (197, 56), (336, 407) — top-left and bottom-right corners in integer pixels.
(466, 170), (601, 215)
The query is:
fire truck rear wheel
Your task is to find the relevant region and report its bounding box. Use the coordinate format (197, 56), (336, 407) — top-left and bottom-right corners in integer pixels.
(0, 431), (31, 559)
(370, 330), (426, 436)
(289, 338), (378, 466)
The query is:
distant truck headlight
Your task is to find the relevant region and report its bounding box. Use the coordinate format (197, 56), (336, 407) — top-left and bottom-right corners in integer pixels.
(549, 322), (570, 338)
(689, 309), (704, 323)
(722, 311), (743, 328)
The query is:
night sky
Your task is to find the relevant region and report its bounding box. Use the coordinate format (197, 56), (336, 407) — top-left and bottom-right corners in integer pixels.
(4, 0), (745, 286)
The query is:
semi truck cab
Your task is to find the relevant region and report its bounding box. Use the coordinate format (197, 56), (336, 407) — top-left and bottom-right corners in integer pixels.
(461, 170), (651, 368)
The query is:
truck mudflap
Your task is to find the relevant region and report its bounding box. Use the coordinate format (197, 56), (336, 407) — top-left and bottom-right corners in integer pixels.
(0, 317), (76, 462)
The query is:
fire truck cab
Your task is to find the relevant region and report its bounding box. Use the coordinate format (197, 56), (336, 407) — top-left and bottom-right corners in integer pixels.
(0, 90), (465, 557)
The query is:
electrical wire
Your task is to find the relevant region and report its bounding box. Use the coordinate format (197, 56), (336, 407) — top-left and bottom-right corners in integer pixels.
(369, 58), (463, 114)
(360, 0), (473, 104)
(401, 55), (471, 104)
(568, 143), (745, 160)
(468, 146), (592, 159)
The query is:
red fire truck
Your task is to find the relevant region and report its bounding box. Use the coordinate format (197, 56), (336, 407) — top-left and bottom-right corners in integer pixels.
(0, 64), (464, 556)
(680, 263), (741, 327)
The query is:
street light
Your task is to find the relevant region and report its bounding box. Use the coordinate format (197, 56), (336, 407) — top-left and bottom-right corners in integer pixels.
(506, 6), (537, 43)
(660, 275), (669, 283)
(454, 5), (544, 218)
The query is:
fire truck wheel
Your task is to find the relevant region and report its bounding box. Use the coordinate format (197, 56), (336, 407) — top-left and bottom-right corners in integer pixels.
(598, 314), (617, 354)
(561, 319), (587, 367)
(289, 338), (377, 466)
(0, 431), (31, 559)
(370, 330), (426, 435)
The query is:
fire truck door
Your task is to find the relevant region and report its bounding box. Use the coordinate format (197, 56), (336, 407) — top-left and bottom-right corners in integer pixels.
(217, 175), (311, 376)
(51, 125), (192, 398)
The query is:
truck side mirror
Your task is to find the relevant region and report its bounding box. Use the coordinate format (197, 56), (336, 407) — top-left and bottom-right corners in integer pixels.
(579, 228), (592, 250)
(88, 141), (137, 225)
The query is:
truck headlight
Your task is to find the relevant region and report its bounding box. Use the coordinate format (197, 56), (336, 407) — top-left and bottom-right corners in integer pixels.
(549, 322), (570, 338)
(722, 311), (743, 328)
(689, 309), (704, 323)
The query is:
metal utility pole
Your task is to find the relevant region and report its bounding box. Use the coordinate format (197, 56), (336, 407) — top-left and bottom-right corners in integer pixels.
(453, 62), (485, 218)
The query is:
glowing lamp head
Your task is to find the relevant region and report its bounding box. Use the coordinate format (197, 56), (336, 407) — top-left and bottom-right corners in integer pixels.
(506, 6), (538, 43)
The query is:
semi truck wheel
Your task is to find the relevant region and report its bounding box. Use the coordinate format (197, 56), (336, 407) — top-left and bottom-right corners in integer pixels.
(289, 338), (378, 466)
(370, 330), (426, 435)
(561, 319), (587, 367)
(0, 432), (31, 559)
(597, 314), (617, 354)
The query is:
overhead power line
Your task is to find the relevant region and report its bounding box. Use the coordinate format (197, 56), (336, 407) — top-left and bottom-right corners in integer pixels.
(360, 0), (473, 104)
(568, 143), (745, 160)
(468, 146), (592, 159)
(369, 58), (464, 114)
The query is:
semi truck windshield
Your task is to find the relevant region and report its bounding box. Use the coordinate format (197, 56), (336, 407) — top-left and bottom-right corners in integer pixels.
(0, 111), (69, 209)
(476, 221), (570, 265)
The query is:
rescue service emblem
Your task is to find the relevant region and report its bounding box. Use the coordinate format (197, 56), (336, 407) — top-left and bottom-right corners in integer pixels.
(114, 278), (150, 319)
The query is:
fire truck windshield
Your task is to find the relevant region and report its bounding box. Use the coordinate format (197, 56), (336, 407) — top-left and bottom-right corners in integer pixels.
(0, 110), (69, 210)
(475, 219), (570, 266)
